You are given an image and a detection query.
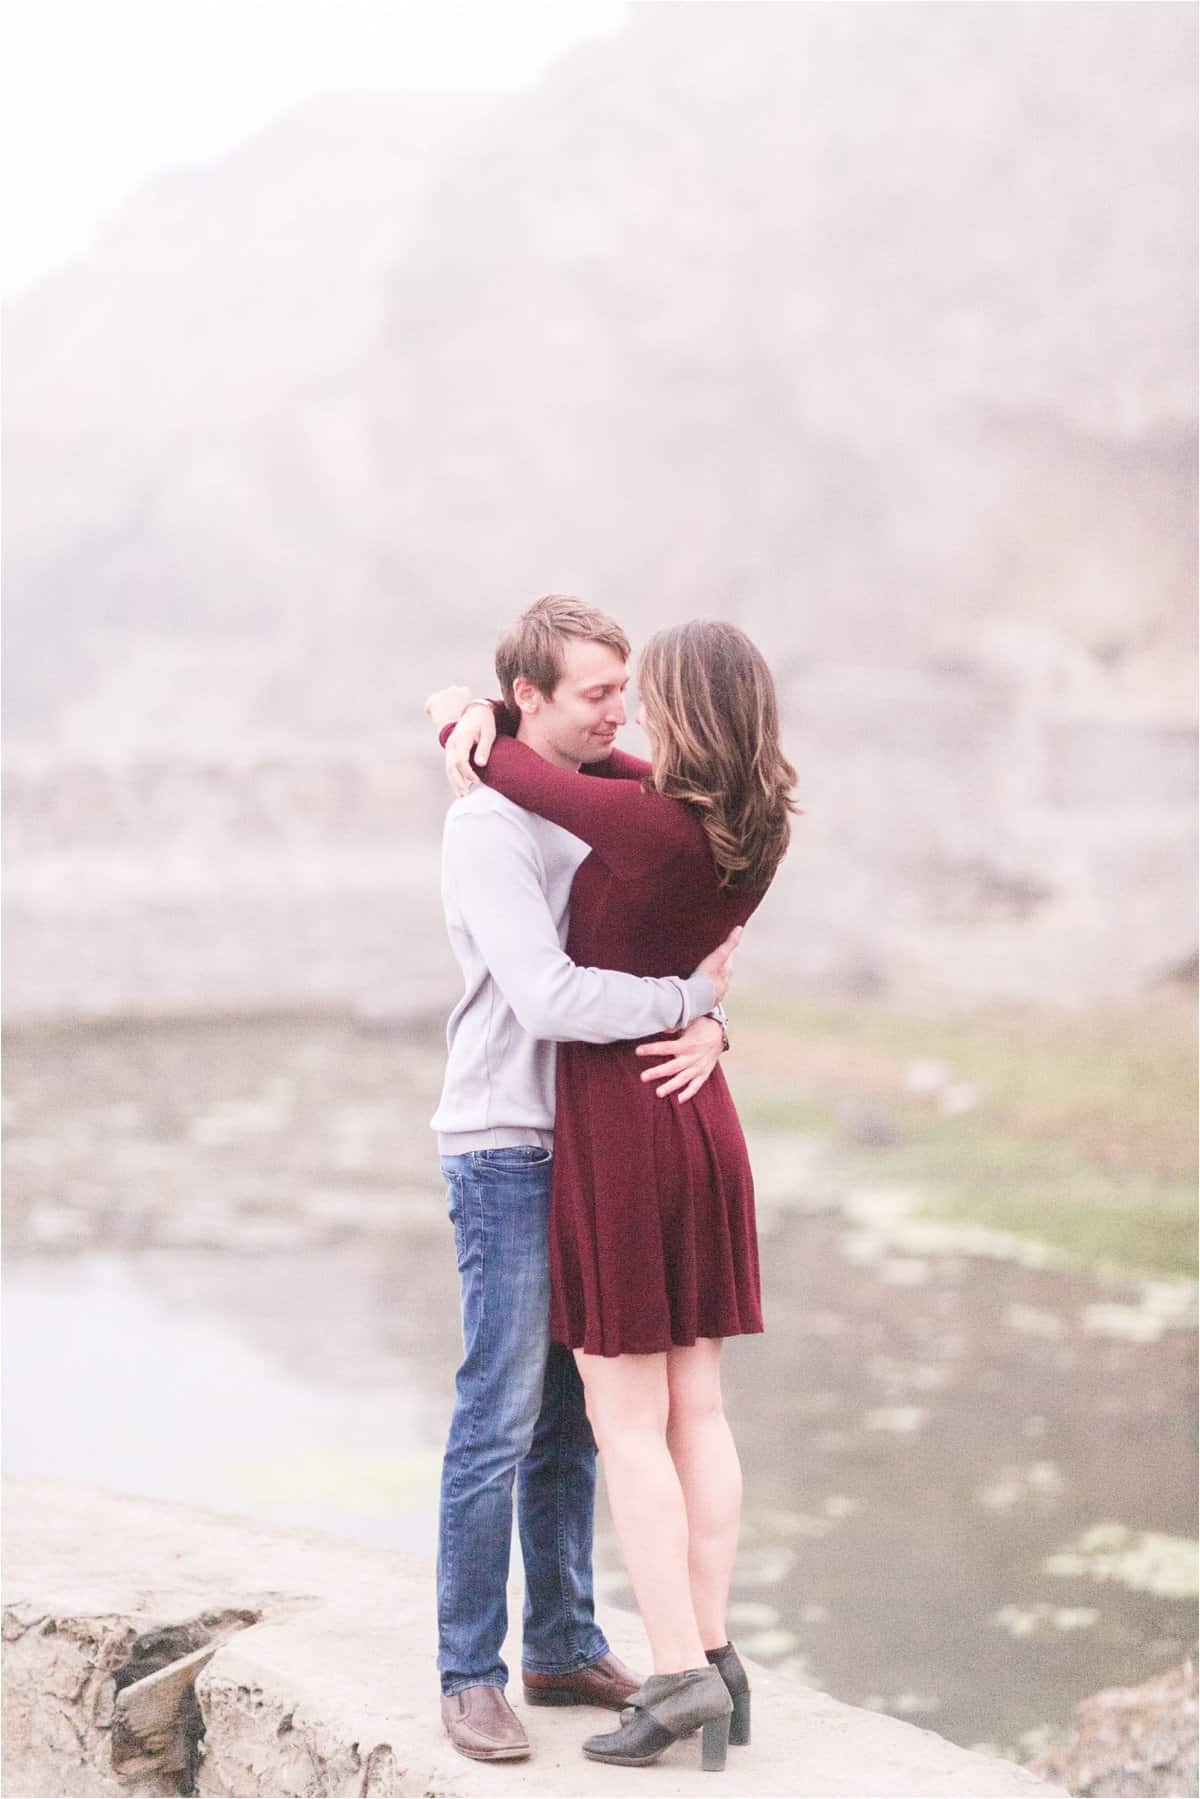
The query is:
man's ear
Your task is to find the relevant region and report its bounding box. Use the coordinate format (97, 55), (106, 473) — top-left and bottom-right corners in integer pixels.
(511, 676), (540, 716)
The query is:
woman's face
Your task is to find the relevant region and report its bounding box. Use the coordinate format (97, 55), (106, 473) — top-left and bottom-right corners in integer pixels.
(635, 700), (658, 750)
(634, 676), (658, 750)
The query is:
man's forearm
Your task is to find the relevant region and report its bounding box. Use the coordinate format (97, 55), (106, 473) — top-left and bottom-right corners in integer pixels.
(520, 958), (715, 1044)
(450, 810), (715, 1043)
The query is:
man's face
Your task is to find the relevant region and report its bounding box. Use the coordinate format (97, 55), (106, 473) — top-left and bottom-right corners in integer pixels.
(518, 639), (629, 769)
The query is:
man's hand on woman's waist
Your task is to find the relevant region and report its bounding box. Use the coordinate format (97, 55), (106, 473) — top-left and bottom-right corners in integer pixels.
(636, 1015), (727, 1104)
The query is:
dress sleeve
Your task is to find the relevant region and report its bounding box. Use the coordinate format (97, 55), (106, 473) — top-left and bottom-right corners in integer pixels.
(434, 701), (645, 779)
(434, 699), (518, 742)
(460, 734), (689, 877)
(586, 745), (653, 783)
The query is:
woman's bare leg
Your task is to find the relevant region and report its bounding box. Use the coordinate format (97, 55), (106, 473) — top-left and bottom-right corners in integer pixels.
(665, 1338), (742, 1651)
(574, 1349), (707, 1674)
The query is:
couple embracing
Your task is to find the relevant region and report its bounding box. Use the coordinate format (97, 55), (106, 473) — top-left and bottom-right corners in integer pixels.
(424, 594), (797, 1772)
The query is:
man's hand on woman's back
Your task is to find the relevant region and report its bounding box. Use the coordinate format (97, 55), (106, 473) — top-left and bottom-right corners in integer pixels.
(694, 927), (742, 1006)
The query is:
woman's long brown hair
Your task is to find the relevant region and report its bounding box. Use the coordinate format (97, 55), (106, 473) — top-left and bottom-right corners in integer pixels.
(639, 621), (800, 891)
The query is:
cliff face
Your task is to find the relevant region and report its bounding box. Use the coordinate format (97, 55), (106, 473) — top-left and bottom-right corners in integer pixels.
(4, 4), (1195, 746)
(371, 4), (1196, 691)
(3, 89), (497, 747)
(3, 5), (1195, 1011)
(2, 706), (1194, 1022)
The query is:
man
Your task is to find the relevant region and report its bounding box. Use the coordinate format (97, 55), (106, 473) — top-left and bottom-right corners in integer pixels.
(423, 595), (737, 1763)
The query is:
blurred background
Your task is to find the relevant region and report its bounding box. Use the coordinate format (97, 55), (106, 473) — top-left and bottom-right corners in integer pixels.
(3, 0), (1197, 1786)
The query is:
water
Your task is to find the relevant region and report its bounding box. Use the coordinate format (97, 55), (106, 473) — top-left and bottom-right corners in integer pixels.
(3, 1015), (1195, 1762)
(3, 1250), (445, 1553)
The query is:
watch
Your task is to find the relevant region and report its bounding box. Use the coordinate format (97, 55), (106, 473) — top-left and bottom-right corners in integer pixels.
(709, 1002), (730, 1054)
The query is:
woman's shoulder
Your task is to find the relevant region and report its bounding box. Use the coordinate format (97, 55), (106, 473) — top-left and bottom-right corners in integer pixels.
(636, 785), (712, 850)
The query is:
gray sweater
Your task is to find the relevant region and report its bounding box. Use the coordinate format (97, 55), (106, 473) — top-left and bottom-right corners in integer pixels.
(432, 783), (715, 1155)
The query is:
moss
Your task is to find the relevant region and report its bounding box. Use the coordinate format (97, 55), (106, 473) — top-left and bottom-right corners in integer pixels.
(732, 994), (1197, 1278)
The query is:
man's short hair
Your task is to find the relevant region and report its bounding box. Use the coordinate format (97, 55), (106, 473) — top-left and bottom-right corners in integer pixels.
(495, 595), (631, 710)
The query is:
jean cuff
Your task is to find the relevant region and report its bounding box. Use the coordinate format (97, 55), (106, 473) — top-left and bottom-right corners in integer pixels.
(520, 1634), (611, 1676)
(441, 1676), (507, 1697)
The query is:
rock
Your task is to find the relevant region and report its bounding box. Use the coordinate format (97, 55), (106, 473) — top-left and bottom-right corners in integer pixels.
(904, 1060), (952, 1096)
(1029, 1655), (1198, 1797)
(840, 1102), (903, 1147)
(940, 1082), (982, 1116)
(111, 1642), (217, 1783)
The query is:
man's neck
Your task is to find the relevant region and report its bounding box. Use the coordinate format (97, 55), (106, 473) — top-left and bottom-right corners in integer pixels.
(516, 720), (582, 773)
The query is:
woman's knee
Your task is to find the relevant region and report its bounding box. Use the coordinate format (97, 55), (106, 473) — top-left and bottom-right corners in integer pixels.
(666, 1396), (727, 1447)
(576, 1349), (670, 1443)
(665, 1344), (726, 1430)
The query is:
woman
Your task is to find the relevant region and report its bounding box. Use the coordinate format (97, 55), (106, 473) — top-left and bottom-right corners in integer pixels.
(437, 619), (798, 1772)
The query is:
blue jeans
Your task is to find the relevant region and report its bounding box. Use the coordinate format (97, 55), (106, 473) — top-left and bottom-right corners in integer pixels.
(437, 1147), (610, 1694)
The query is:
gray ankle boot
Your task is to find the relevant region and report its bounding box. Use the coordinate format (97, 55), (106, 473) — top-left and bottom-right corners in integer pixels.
(583, 1665), (733, 1770)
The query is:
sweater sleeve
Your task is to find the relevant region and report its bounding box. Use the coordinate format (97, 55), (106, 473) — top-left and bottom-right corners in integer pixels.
(445, 806), (714, 1040)
(442, 731), (690, 879)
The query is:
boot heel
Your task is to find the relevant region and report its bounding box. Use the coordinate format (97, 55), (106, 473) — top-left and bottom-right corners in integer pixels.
(701, 1713), (730, 1772)
(706, 1642), (751, 1747)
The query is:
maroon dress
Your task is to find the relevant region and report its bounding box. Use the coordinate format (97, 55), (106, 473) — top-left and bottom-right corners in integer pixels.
(472, 731), (770, 1357)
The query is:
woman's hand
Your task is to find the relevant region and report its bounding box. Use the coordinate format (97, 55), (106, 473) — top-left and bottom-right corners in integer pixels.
(424, 685), (473, 732)
(635, 1015), (726, 1102)
(443, 703), (498, 798)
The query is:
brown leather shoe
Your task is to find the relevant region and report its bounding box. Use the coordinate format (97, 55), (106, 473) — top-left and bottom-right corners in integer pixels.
(440, 1685), (531, 1760)
(523, 1651), (642, 1710)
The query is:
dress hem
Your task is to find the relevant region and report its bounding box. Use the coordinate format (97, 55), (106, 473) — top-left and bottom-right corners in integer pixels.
(552, 1322), (765, 1358)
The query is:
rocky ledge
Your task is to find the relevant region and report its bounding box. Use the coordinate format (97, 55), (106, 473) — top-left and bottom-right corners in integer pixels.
(2, 1477), (1065, 1798)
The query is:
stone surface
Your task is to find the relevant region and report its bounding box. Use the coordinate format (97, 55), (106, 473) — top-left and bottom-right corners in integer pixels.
(1029, 1656), (1198, 1798)
(2, 1477), (1067, 1798)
